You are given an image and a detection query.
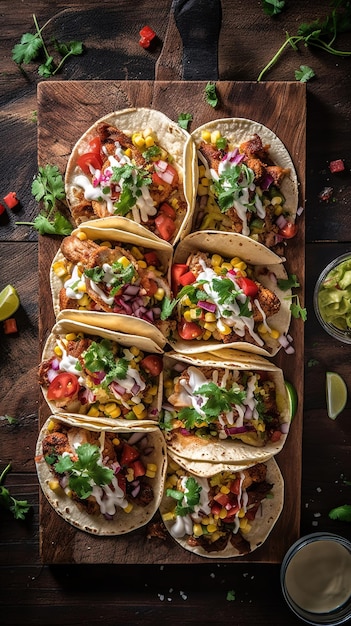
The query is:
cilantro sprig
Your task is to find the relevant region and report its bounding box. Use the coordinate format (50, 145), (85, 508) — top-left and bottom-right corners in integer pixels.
(178, 381), (247, 429)
(82, 339), (128, 386)
(85, 260), (136, 296)
(0, 464), (31, 520)
(204, 82), (218, 108)
(54, 443), (114, 499)
(262, 0), (285, 17)
(178, 113), (193, 130)
(258, 1), (351, 81)
(12, 13), (83, 77)
(111, 164), (152, 215)
(16, 164), (73, 236)
(278, 274), (307, 320)
(166, 476), (202, 516)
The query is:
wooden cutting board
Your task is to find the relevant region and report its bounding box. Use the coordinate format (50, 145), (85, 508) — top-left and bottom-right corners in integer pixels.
(37, 80), (305, 564)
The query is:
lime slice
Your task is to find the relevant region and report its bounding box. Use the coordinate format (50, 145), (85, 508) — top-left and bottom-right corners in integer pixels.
(326, 371), (347, 419)
(0, 284), (20, 321)
(285, 381), (298, 420)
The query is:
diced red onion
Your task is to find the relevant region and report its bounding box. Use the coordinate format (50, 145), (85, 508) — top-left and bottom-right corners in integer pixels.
(260, 173), (274, 190)
(197, 300), (216, 313)
(47, 368), (59, 383)
(268, 271), (277, 285)
(155, 159), (168, 172)
(297, 206), (304, 216)
(276, 214), (288, 229)
(92, 370), (105, 384)
(51, 357), (60, 370)
(131, 484), (141, 498)
(244, 406), (253, 419)
(225, 425), (253, 435)
(128, 432), (146, 445)
(278, 334), (290, 348)
(285, 345), (295, 354)
(123, 284), (140, 296)
(280, 422), (290, 434)
(131, 382), (141, 395)
(110, 381), (126, 397)
(179, 428), (191, 436)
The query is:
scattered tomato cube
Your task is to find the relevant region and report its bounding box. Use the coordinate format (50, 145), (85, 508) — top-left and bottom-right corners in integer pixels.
(3, 318), (18, 334)
(139, 25), (156, 49)
(3, 192), (19, 209)
(0, 202), (6, 216)
(329, 159), (345, 173)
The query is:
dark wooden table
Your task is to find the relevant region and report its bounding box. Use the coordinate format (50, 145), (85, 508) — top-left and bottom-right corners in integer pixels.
(1, 1), (350, 624)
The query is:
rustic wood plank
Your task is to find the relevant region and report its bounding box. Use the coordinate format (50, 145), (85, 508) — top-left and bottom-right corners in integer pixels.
(37, 79), (305, 564)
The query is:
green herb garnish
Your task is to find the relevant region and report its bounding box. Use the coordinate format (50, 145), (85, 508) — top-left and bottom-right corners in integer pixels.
(294, 64), (316, 83)
(329, 504), (351, 522)
(54, 443), (114, 499)
(204, 82), (218, 108)
(167, 476), (202, 516)
(111, 164), (152, 215)
(178, 113), (193, 130)
(0, 464), (31, 520)
(82, 339), (128, 385)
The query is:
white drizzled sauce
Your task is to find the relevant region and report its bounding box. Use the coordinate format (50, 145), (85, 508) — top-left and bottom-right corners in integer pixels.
(64, 265), (86, 301)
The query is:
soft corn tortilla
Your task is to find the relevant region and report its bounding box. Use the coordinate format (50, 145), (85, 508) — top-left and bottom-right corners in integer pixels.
(36, 416), (167, 535)
(65, 107), (196, 245)
(50, 222), (173, 349)
(160, 456), (284, 558)
(191, 117), (298, 242)
(161, 350), (290, 466)
(39, 318), (163, 427)
(170, 231), (291, 357)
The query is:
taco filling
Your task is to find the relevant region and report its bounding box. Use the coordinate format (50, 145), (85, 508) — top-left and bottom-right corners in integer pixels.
(194, 131), (296, 255)
(162, 459), (276, 555)
(38, 330), (162, 420)
(161, 362), (286, 447)
(172, 251), (282, 349)
(37, 420), (160, 523)
(68, 121), (187, 242)
(52, 232), (174, 337)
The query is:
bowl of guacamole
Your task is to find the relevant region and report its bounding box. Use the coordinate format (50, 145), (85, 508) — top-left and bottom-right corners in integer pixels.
(314, 253), (351, 343)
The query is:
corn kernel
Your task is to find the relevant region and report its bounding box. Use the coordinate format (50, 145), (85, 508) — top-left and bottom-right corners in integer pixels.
(142, 127), (155, 139)
(143, 394), (153, 404)
(183, 310), (192, 323)
(104, 403), (121, 418)
(124, 502), (133, 513)
(211, 531), (222, 542)
(271, 196), (283, 205)
(54, 345), (63, 357)
(47, 419), (56, 432)
(270, 328), (280, 339)
(238, 508), (246, 518)
(204, 312), (216, 322)
(48, 479), (61, 493)
(148, 385), (158, 396)
(130, 246), (144, 260)
(138, 260), (147, 269)
(198, 164), (206, 177)
(130, 346), (140, 356)
(193, 524), (203, 537)
(132, 133), (145, 149)
(213, 266), (222, 275)
(124, 148), (132, 158)
(216, 320), (231, 335)
(257, 422), (265, 432)
(200, 177), (210, 187)
(133, 403), (146, 417)
(77, 283), (87, 293)
(170, 197), (179, 209)
(112, 437), (120, 446)
(146, 470), (156, 478)
(207, 523), (218, 533)
(258, 323), (268, 335)
(154, 287), (165, 301)
(201, 130), (211, 143)
(210, 130), (221, 145)
(211, 254), (223, 267)
(76, 231), (88, 241)
(202, 330), (212, 340)
(162, 511), (175, 522)
(203, 322), (217, 332)
(126, 468), (134, 482)
(100, 241), (112, 248)
(197, 184), (209, 196)
(87, 406), (100, 417)
(190, 308), (202, 320)
(118, 256), (131, 268)
(144, 135), (155, 147)
(52, 261), (67, 278)
(219, 508), (228, 519)
(201, 516), (211, 525)
(78, 294), (90, 307)
(274, 205), (283, 216)
(220, 485), (230, 494)
(65, 333), (77, 341)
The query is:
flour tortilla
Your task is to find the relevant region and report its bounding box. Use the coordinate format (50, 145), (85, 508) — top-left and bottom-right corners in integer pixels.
(64, 107), (196, 245)
(161, 350), (290, 466)
(36, 416), (167, 535)
(191, 117), (298, 241)
(50, 221), (173, 349)
(160, 456), (284, 558)
(170, 231), (292, 357)
(39, 318), (163, 427)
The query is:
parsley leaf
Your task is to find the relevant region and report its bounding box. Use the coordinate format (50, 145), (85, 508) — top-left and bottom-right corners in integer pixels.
(54, 443), (114, 499)
(328, 504), (351, 522)
(204, 82), (218, 108)
(0, 464), (31, 520)
(262, 0), (285, 17)
(295, 64), (315, 83)
(178, 113), (193, 130)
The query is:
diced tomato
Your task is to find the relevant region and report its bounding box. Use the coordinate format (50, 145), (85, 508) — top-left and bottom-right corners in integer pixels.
(131, 460), (146, 478)
(0, 203), (6, 216)
(140, 354), (163, 376)
(120, 442), (140, 466)
(211, 502), (222, 516)
(144, 251), (160, 267)
(279, 221), (298, 239)
(270, 430), (282, 442)
(178, 271), (196, 287)
(213, 492), (230, 507)
(88, 136), (102, 154)
(171, 263), (189, 290)
(164, 163), (178, 186)
(3, 192), (19, 209)
(3, 318), (18, 334)
(47, 372), (79, 401)
(143, 278), (158, 296)
(222, 504), (240, 522)
(116, 473), (127, 493)
(329, 159), (345, 173)
(159, 202), (176, 219)
(152, 171), (166, 186)
(77, 152), (103, 175)
(230, 478), (241, 495)
(178, 319), (203, 340)
(236, 277), (258, 298)
(139, 25), (156, 48)
(155, 213), (176, 241)
(246, 506), (259, 521)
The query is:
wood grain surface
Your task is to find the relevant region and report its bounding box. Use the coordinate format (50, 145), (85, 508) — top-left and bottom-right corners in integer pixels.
(37, 79), (305, 564)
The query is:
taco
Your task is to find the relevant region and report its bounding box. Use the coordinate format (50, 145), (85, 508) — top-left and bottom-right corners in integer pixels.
(64, 107), (195, 244)
(50, 221), (175, 348)
(38, 318), (163, 426)
(160, 456), (283, 558)
(191, 118), (299, 256)
(35, 415), (167, 535)
(169, 231), (292, 357)
(160, 350), (290, 465)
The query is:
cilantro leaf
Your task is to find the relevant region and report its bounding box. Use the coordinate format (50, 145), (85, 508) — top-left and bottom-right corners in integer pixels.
(31, 213), (73, 235)
(289, 295), (307, 320)
(277, 274), (300, 290)
(328, 504), (351, 522)
(82, 339), (128, 385)
(168, 476), (202, 516)
(160, 296), (177, 320)
(85, 260), (136, 296)
(213, 164), (256, 213)
(12, 32), (43, 64)
(204, 82), (218, 108)
(54, 443), (114, 499)
(178, 113), (193, 130)
(295, 65), (315, 83)
(212, 277), (240, 305)
(178, 381), (246, 429)
(111, 164), (152, 215)
(226, 590), (236, 601)
(262, 0), (285, 17)
(0, 464), (31, 520)
(142, 145), (162, 161)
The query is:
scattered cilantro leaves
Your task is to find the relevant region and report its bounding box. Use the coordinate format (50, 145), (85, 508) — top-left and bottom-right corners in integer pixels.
(204, 82), (218, 108)
(289, 294), (307, 320)
(178, 113), (193, 130)
(167, 476), (202, 516)
(54, 443), (114, 499)
(111, 164), (152, 215)
(16, 164), (73, 236)
(12, 13), (83, 77)
(329, 504), (351, 522)
(226, 590), (236, 601)
(85, 260), (136, 296)
(178, 381), (247, 429)
(262, 0), (285, 17)
(0, 464), (31, 520)
(277, 274), (300, 290)
(295, 64), (316, 82)
(82, 339), (128, 385)
(258, 1), (351, 81)
(0, 414), (17, 424)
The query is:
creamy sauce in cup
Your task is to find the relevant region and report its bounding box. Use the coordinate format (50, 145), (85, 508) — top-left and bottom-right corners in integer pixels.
(284, 539), (351, 614)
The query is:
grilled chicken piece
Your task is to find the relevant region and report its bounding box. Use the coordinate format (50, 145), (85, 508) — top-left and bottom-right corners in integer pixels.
(242, 463), (267, 489)
(60, 235), (137, 269)
(97, 122), (146, 168)
(198, 141), (223, 174)
(239, 134), (269, 161)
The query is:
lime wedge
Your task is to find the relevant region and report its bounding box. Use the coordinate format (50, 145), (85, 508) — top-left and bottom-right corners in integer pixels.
(326, 371), (347, 419)
(0, 284), (20, 321)
(285, 381), (298, 420)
